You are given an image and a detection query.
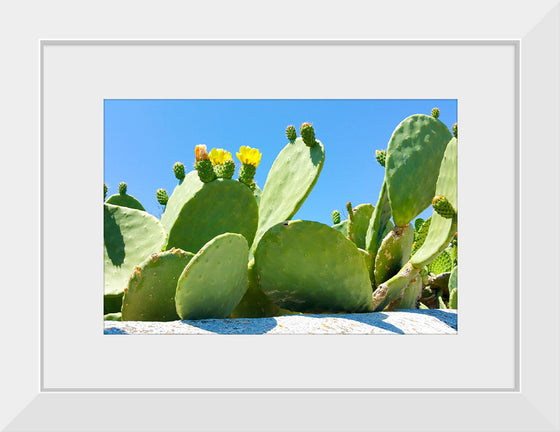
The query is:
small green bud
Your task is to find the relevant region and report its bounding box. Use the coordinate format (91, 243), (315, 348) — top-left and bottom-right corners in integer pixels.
(118, 182), (127, 195)
(156, 189), (168, 206)
(300, 122), (316, 147)
(238, 163), (256, 187)
(214, 159), (235, 179)
(286, 125), (297, 142)
(452, 123), (458, 138)
(375, 150), (386, 167)
(104, 183), (107, 201)
(331, 210), (341, 225)
(431, 107), (440, 119)
(194, 160), (216, 183)
(173, 162), (185, 180)
(432, 195), (456, 219)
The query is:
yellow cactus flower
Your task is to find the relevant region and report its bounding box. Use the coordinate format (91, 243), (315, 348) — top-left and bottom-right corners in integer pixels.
(209, 148), (233, 166)
(236, 146), (262, 167)
(195, 144), (209, 162)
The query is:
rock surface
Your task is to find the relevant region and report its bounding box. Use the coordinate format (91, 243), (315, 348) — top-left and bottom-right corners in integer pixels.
(104, 309), (457, 335)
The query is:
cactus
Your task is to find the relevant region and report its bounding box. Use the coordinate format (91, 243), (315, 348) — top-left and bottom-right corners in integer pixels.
(331, 219), (349, 236)
(161, 171), (258, 254)
(427, 249), (454, 275)
(365, 181), (393, 259)
(121, 248), (194, 321)
(300, 122), (316, 147)
(331, 210), (341, 225)
(254, 220), (373, 313)
(104, 203), (167, 312)
(286, 125), (297, 142)
(209, 148), (235, 179)
(237, 146), (261, 186)
(106, 183), (146, 211)
(431, 107), (440, 119)
(104, 183), (107, 200)
(385, 114), (452, 227)
(173, 162), (186, 181)
(175, 233), (249, 320)
(452, 123), (458, 138)
(373, 224), (415, 286)
(104, 312), (122, 321)
(375, 150), (386, 167)
(156, 188), (168, 206)
(346, 203), (375, 249)
(252, 131), (325, 253)
(411, 217), (432, 255)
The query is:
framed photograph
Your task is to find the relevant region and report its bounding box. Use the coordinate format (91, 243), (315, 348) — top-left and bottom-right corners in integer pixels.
(2, 1), (559, 430)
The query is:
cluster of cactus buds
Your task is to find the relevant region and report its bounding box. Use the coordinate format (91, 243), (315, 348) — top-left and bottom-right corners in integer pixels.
(104, 112), (457, 323)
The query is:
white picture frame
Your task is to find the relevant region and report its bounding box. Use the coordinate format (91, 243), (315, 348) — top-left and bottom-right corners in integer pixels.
(2, 1), (559, 430)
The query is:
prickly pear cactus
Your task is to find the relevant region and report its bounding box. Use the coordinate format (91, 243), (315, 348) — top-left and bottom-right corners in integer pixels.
(253, 135), (325, 252)
(173, 162), (186, 181)
(374, 224), (415, 286)
(432, 195), (456, 219)
(385, 114), (452, 226)
(104, 203), (167, 310)
(346, 203), (375, 249)
(106, 183), (146, 211)
(331, 219), (349, 237)
(121, 248), (194, 321)
(175, 233), (249, 320)
(411, 217), (432, 255)
(375, 150), (386, 167)
(331, 210), (341, 225)
(431, 107), (440, 119)
(365, 181), (393, 259)
(427, 249), (454, 275)
(254, 220), (373, 313)
(161, 171), (258, 254)
(300, 122), (316, 147)
(156, 188), (168, 206)
(104, 183), (108, 200)
(286, 125), (297, 142)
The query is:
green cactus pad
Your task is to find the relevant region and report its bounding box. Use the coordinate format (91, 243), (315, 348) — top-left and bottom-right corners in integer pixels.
(195, 159), (216, 183)
(175, 233), (249, 320)
(358, 248), (374, 279)
(411, 137), (458, 268)
(118, 182), (127, 195)
(394, 274), (423, 309)
(104, 204), (168, 298)
(253, 137), (325, 251)
(375, 150), (386, 167)
(427, 249), (454, 275)
(414, 217), (425, 233)
(286, 125), (297, 142)
(365, 180), (393, 259)
(331, 219), (349, 236)
(372, 262), (420, 312)
(156, 188), (168, 206)
(300, 122), (316, 147)
(121, 248), (195, 321)
(105, 192), (146, 211)
(254, 220), (373, 313)
(104, 312), (122, 321)
(374, 224), (415, 286)
(173, 162), (186, 180)
(449, 287), (458, 309)
(385, 114), (452, 226)
(214, 159), (235, 179)
(331, 210), (341, 225)
(161, 173), (258, 253)
(231, 260), (285, 318)
(347, 203), (374, 249)
(449, 266), (457, 291)
(253, 183), (262, 206)
(432, 195), (456, 219)
(104, 292), (123, 314)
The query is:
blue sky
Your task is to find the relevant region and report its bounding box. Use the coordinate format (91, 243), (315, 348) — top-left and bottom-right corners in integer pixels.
(104, 100), (457, 226)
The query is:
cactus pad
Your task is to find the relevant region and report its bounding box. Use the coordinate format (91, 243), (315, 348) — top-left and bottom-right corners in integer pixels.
(286, 125), (297, 142)
(161, 171), (258, 254)
(372, 262), (420, 311)
(385, 114), (452, 226)
(104, 203), (167, 299)
(331, 219), (349, 236)
(411, 217), (432, 255)
(254, 220), (374, 313)
(105, 192), (146, 211)
(427, 249), (454, 275)
(346, 203), (374, 249)
(238, 163), (256, 186)
(173, 162), (186, 180)
(215, 159), (235, 179)
(175, 233), (249, 320)
(431, 107), (440, 119)
(118, 182), (127, 195)
(253, 137), (325, 251)
(365, 180), (393, 258)
(121, 248), (194, 321)
(300, 122), (316, 147)
(374, 224), (415, 286)
(411, 137), (458, 268)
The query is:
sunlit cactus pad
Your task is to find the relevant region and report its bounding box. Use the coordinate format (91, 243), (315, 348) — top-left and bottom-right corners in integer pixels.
(175, 233), (249, 320)
(161, 171), (258, 254)
(104, 204), (167, 299)
(254, 220), (374, 313)
(121, 248), (194, 322)
(105, 192), (145, 211)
